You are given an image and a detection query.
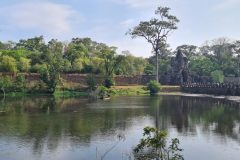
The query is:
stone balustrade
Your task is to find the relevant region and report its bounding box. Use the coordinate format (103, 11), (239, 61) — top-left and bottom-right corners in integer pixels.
(181, 83), (240, 96)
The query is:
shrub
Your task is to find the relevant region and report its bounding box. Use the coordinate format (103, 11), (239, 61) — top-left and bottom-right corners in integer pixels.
(30, 63), (47, 73)
(97, 85), (109, 99)
(18, 57), (31, 72)
(147, 80), (161, 95)
(86, 74), (97, 91)
(0, 76), (13, 96)
(104, 78), (115, 88)
(134, 127), (183, 160)
(211, 70), (224, 83)
(0, 55), (18, 74)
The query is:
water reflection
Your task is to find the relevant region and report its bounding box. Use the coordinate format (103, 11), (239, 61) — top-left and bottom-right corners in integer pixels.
(0, 95), (239, 160)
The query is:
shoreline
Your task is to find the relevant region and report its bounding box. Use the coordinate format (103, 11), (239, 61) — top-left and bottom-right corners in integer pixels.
(158, 92), (240, 103)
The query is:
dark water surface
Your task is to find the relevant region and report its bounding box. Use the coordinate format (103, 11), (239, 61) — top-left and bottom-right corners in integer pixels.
(0, 95), (240, 160)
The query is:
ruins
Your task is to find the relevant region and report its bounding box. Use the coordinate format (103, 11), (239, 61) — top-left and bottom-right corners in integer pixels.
(164, 49), (190, 85)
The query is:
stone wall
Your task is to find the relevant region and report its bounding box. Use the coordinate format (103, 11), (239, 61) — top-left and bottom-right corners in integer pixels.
(0, 73), (155, 86)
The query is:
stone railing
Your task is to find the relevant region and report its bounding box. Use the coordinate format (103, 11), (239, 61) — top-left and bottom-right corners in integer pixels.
(181, 83), (240, 96)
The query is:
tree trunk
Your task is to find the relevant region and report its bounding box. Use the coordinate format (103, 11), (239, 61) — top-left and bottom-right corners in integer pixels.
(156, 51), (159, 82)
(1, 88), (5, 100)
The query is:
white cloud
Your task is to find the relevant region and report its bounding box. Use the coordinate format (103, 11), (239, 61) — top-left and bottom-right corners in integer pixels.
(111, 0), (160, 8)
(0, 1), (79, 36)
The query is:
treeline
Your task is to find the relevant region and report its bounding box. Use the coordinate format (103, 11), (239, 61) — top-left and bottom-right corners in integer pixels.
(1, 36), (240, 84)
(147, 38), (240, 83)
(0, 36), (147, 75)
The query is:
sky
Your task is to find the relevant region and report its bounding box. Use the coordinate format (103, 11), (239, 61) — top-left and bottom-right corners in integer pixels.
(0, 0), (240, 57)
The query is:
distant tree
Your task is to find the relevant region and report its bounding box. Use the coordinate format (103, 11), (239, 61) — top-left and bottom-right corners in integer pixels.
(16, 36), (46, 52)
(211, 70), (224, 83)
(176, 45), (198, 58)
(64, 40), (88, 68)
(0, 76), (13, 97)
(100, 46), (124, 78)
(128, 7), (179, 81)
(144, 64), (155, 75)
(72, 58), (84, 72)
(19, 57), (31, 72)
(0, 55), (18, 74)
(118, 51), (148, 75)
(40, 39), (64, 94)
(189, 56), (217, 76)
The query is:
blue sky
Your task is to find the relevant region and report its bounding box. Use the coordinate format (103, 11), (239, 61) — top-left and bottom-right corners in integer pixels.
(0, 0), (240, 57)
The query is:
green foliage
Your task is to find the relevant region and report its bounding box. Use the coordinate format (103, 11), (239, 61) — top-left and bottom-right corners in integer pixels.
(117, 52), (148, 75)
(104, 78), (115, 88)
(134, 127), (183, 160)
(101, 47), (123, 77)
(72, 58), (84, 72)
(109, 86), (149, 95)
(97, 85), (109, 99)
(31, 63), (47, 73)
(15, 74), (26, 92)
(19, 57), (31, 72)
(189, 56), (216, 76)
(86, 74), (97, 91)
(147, 80), (161, 95)
(144, 64), (155, 75)
(40, 67), (60, 94)
(40, 55), (63, 94)
(211, 70), (224, 83)
(128, 6), (179, 81)
(0, 76), (13, 95)
(0, 55), (18, 73)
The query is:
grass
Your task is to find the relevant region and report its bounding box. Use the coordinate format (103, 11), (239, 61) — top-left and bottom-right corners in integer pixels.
(109, 85), (181, 96)
(0, 84), (181, 98)
(110, 85), (149, 96)
(54, 90), (88, 97)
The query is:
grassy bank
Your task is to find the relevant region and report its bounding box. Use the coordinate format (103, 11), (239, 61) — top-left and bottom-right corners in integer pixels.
(0, 85), (181, 98)
(110, 86), (149, 96)
(109, 85), (181, 96)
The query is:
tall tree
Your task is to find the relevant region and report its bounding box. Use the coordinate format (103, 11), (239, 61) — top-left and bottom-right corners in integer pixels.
(176, 44), (198, 59)
(128, 7), (179, 81)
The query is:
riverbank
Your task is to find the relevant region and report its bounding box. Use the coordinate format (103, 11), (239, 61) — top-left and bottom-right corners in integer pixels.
(0, 85), (181, 98)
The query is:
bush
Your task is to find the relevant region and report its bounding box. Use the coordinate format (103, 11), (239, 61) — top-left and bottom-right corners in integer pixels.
(86, 74), (97, 91)
(30, 63), (47, 73)
(18, 57), (31, 72)
(147, 80), (161, 95)
(0, 76), (14, 95)
(211, 70), (224, 83)
(0, 55), (18, 74)
(104, 78), (115, 88)
(97, 85), (109, 99)
(134, 127), (183, 160)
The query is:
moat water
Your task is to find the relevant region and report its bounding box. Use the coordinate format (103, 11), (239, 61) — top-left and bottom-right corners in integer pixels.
(0, 95), (239, 160)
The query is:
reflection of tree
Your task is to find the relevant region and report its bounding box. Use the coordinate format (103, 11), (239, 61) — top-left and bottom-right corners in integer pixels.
(0, 95), (240, 156)
(0, 96), (150, 155)
(150, 95), (240, 142)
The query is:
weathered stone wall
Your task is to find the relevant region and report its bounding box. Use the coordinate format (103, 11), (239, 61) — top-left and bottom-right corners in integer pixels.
(0, 73), (155, 86)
